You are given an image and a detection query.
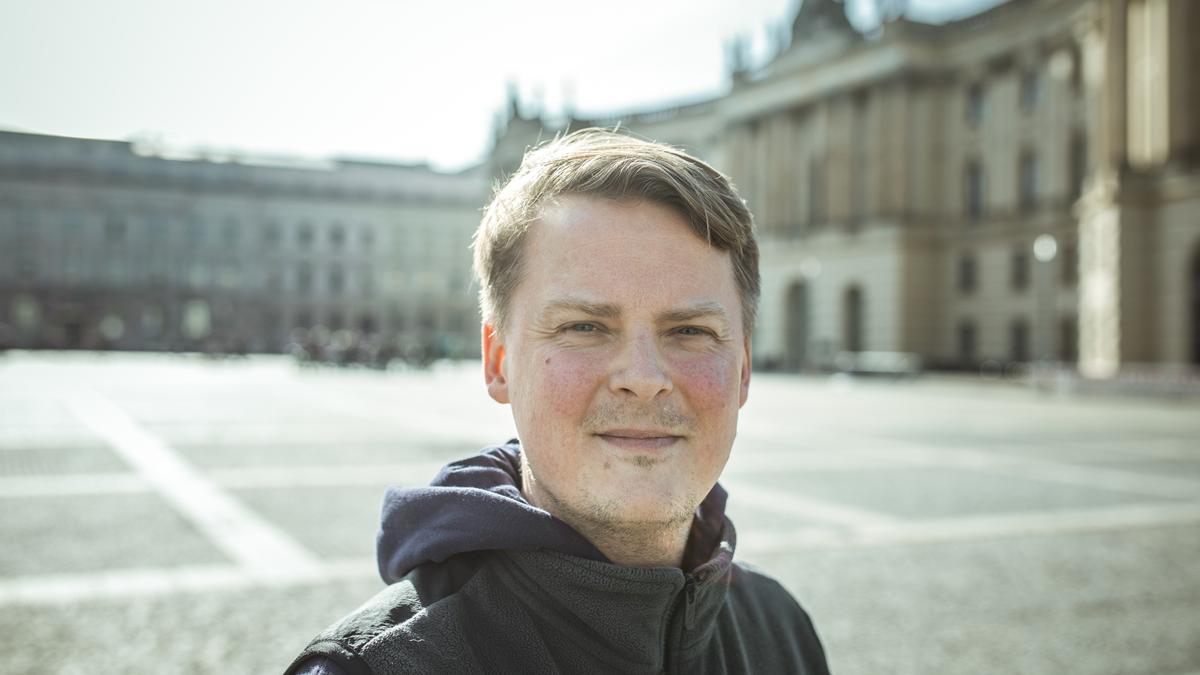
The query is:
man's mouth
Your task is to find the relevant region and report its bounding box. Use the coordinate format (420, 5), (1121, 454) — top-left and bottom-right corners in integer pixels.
(595, 429), (683, 451)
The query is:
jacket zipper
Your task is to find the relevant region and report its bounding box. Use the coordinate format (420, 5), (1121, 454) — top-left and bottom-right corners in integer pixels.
(662, 576), (698, 675)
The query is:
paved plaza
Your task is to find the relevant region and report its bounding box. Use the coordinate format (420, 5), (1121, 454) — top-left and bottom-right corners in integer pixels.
(0, 351), (1198, 674)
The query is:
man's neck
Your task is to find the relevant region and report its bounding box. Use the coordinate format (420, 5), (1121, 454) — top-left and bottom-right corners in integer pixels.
(570, 516), (692, 569)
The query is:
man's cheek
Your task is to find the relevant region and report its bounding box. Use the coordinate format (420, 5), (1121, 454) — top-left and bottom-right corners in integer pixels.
(675, 356), (740, 412)
(540, 351), (603, 417)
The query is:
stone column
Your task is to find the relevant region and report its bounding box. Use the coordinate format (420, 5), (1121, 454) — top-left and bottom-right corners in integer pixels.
(1077, 0), (1128, 378)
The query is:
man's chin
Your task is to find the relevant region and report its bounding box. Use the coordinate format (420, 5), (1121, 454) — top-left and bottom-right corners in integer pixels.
(581, 493), (700, 528)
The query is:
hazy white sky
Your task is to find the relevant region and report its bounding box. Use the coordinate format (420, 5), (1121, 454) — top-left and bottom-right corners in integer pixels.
(1, 0), (999, 170)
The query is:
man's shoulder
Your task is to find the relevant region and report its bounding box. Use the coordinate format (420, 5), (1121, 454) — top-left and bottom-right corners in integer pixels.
(285, 554), (487, 675)
(728, 560), (816, 619)
(724, 560), (828, 668)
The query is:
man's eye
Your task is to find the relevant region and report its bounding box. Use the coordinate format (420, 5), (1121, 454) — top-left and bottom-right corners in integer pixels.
(675, 326), (712, 337)
(565, 323), (599, 333)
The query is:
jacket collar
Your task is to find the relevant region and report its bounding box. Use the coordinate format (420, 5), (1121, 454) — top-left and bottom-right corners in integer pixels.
(497, 512), (737, 671)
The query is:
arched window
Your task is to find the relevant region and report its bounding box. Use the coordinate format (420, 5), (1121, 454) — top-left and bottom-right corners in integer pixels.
(786, 281), (809, 371)
(958, 319), (977, 365)
(1010, 318), (1030, 363)
(843, 285), (864, 353)
(1191, 246), (1200, 365)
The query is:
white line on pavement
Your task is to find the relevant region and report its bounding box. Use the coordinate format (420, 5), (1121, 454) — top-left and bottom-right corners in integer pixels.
(208, 461), (445, 490)
(63, 393), (322, 575)
(0, 472), (148, 498)
(0, 461), (447, 498)
(0, 559), (376, 607)
(741, 501), (1200, 555)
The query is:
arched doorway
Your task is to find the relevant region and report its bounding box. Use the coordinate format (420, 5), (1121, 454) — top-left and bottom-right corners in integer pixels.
(785, 281), (809, 371)
(1191, 247), (1200, 365)
(843, 285), (863, 353)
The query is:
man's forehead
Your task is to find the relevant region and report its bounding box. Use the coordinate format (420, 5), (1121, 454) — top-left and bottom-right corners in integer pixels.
(536, 195), (704, 239)
(528, 198), (729, 264)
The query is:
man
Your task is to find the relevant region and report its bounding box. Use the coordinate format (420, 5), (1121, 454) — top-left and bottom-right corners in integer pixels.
(287, 129), (829, 674)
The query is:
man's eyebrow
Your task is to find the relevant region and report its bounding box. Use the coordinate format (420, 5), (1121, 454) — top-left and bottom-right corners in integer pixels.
(539, 298), (622, 320)
(539, 299), (732, 326)
(657, 302), (731, 326)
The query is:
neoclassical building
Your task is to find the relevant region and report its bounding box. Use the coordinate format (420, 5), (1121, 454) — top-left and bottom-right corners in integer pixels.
(2, 0), (1197, 377)
(0, 131), (486, 356)
(494, 0), (1200, 376)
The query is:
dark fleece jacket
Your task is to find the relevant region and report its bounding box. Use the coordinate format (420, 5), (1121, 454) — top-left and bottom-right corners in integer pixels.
(286, 442), (829, 675)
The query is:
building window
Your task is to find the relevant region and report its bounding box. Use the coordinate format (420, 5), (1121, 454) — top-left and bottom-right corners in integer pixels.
(329, 265), (344, 293)
(298, 221), (314, 247)
(1018, 151), (1038, 213)
(15, 254), (37, 281)
(297, 263), (312, 292)
(851, 91), (869, 222)
(263, 221), (280, 246)
(958, 319), (977, 364)
(330, 223), (345, 248)
(223, 216), (238, 246)
(361, 226), (375, 247)
(1059, 315), (1078, 362)
(843, 285), (864, 353)
(1069, 131), (1087, 200)
(105, 217), (127, 243)
(188, 219), (205, 245)
(808, 156), (825, 226)
(958, 254), (978, 295)
(1069, 45), (1083, 94)
(965, 83), (986, 127)
(360, 268), (374, 297)
(1061, 239), (1078, 286)
(1010, 318), (1030, 362)
(1020, 69), (1042, 111)
(1011, 246), (1029, 292)
(965, 161), (985, 221)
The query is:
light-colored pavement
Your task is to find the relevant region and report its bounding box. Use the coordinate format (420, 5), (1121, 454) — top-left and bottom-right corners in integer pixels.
(0, 352), (1197, 674)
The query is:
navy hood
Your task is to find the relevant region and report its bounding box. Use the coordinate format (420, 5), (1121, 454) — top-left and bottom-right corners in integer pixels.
(376, 441), (730, 583)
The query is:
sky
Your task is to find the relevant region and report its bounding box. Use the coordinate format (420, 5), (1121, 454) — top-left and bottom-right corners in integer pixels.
(0, 0), (1000, 171)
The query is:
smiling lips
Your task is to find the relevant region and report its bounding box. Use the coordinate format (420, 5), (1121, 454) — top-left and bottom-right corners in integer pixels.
(595, 429), (683, 451)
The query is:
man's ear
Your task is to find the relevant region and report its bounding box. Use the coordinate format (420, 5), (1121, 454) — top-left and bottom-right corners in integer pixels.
(739, 336), (752, 408)
(482, 323), (510, 404)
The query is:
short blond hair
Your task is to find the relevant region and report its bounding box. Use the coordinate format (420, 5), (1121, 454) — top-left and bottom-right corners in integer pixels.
(472, 128), (760, 334)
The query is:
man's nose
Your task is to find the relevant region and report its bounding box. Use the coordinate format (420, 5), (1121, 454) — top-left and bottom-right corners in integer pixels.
(609, 333), (673, 402)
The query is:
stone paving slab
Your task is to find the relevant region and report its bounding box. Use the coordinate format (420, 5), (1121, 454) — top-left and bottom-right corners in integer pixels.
(0, 444), (128, 475)
(232, 485), (390, 560)
(0, 492), (228, 576)
(170, 438), (480, 470)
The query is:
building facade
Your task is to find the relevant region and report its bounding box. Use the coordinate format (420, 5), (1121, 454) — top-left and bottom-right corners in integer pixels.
(493, 0), (1200, 376)
(2, 0), (1197, 376)
(0, 131), (486, 358)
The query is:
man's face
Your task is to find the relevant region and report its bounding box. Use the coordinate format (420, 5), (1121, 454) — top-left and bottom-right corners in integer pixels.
(483, 195), (751, 529)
